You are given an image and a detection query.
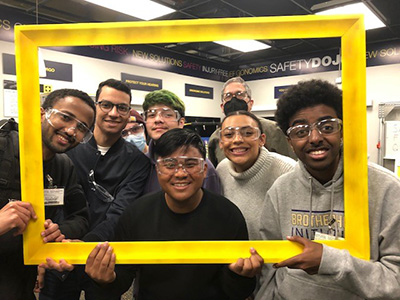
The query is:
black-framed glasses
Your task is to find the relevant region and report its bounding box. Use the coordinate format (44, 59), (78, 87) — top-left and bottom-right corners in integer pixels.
(88, 170), (114, 203)
(220, 126), (261, 142)
(122, 123), (144, 137)
(45, 108), (93, 143)
(286, 118), (343, 140)
(222, 91), (249, 103)
(96, 100), (131, 116)
(143, 108), (181, 122)
(156, 156), (205, 176)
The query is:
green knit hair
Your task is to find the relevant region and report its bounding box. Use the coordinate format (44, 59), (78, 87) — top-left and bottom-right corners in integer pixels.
(142, 89), (185, 117)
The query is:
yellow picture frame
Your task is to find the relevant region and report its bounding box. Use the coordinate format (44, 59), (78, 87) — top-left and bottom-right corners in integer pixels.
(15, 15), (368, 265)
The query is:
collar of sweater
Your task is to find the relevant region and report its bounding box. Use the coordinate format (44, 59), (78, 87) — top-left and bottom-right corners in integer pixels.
(227, 147), (270, 180)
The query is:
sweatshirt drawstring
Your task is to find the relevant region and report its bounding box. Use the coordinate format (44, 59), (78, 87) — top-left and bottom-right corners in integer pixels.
(308, 176), (313, 239)
(329, 179), (338, 238)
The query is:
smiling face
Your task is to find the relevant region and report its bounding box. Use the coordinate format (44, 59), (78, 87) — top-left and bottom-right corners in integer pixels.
(95, 86), (131, 137)
(41, 96), (94, 160)
(219, 114), (265, 173)
(288, 104), (342, 184)
(157, 146), (208, 214)
(145, 104), (185, 141)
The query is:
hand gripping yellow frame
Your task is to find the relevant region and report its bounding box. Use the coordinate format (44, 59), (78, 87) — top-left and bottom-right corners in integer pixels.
(15, 15), (368, 265)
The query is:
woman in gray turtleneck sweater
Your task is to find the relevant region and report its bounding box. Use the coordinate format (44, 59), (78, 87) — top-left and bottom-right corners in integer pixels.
(216, 111), (295, 239)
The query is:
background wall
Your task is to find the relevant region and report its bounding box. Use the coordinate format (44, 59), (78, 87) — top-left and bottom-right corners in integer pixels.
(2, 40), (400, 165)
(0, 40), (225, 120)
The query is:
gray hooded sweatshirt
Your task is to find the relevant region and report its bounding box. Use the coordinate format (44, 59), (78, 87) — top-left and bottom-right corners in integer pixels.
(256, 156), (400, 300)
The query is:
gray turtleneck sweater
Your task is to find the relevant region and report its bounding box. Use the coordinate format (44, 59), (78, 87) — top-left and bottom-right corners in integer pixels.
(216, 147), (295, 239)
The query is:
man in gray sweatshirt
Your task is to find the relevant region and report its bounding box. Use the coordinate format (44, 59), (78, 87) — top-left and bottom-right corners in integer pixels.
(256, 79), (400, 299)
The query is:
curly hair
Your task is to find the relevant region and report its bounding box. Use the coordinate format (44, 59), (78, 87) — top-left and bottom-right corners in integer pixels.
(275, 79), (342, 134)
(142, 89), (185, 118)
(42, 89), (96, 126)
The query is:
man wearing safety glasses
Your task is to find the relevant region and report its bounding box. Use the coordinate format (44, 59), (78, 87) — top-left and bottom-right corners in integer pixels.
(77, 128), (264, 299)
(141, 89), (221, 195)
(0, 88), (95, 300)
(256, 79), (400, 300)
(43, 79), (150, 300)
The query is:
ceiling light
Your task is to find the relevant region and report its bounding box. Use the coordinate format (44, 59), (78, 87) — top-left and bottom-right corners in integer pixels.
(185, 50), (198, 54)
(316, 2), (385, 30)
(214, 40), (271, 53)
(84, 0), (175, 20)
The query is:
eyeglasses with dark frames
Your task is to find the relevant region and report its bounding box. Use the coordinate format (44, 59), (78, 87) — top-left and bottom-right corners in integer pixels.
(222, 91), (249, 103)
(96, 100), (131, 116)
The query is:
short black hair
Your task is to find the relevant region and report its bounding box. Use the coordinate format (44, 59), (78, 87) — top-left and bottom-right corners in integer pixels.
(154, 128), (206, 159)
(275, 79), (342, 134)
(221, 110), (263, 131)
(96, 79), (132, 102)
(42, 89), (96, 126)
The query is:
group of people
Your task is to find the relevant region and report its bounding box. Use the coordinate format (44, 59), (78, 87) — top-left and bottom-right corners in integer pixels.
(0, 76), (399, 300)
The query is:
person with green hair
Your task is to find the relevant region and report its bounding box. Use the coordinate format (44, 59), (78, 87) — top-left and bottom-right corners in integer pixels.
(142, 89), (221, 194)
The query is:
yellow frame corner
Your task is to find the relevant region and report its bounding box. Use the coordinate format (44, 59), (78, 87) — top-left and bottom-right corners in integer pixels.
(15, 15), (368, 265)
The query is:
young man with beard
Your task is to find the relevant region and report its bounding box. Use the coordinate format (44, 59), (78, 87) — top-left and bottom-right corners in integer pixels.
(256, 79), (400, 300)
(0, 88), (95, 300)
(44, 128), (264, 299)
(142, 89), (221, 194)
(208, 77), (296, 167)
(39, 79), (150, 300)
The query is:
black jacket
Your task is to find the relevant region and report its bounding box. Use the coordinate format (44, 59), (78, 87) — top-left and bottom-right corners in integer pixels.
(67, 136), (151, 241)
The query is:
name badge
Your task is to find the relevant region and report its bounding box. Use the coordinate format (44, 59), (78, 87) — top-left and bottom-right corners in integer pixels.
(44, 188), (64, 206)
(314, 231), (344, 241)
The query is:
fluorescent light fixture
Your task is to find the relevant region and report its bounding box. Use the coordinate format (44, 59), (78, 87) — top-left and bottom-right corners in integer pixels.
(214, 40), (270, 52)
(316, 2), (385, 30)
(84, 0), (175, 20)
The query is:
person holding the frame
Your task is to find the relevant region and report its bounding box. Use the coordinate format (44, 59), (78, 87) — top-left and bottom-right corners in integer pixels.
(216, 110), (295, 239)
(0, 88), (95, 300)
(256, 79), (400, 300)
(42, 128), (264, 300)
(39, 79), (150, 300)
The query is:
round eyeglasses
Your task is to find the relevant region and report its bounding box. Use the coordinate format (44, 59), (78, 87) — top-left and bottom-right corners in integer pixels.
(96, 100), (131, 116)
(286, 118), (342, 140)
(156, 156), (205, 176)
(45, 108), (93, 143)
(220, 126), (261, 142)
(143, 108), (181, 122)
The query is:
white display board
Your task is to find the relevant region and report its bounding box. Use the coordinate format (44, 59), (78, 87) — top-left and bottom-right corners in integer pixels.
(385, 121), (400, 158)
